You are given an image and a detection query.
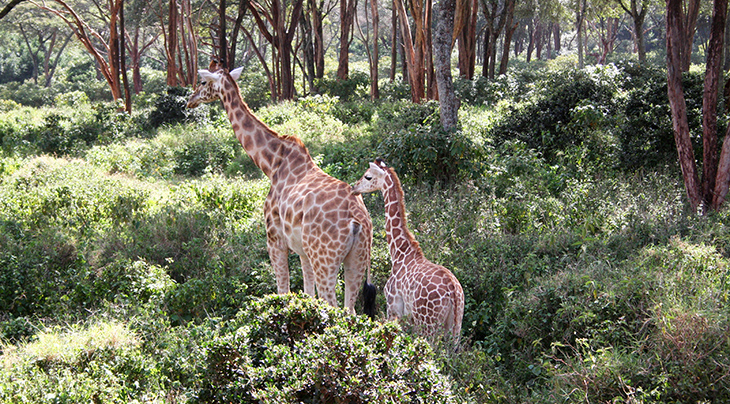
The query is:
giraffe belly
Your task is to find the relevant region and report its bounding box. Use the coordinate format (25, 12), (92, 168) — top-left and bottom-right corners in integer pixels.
(285, 226), (304, 256)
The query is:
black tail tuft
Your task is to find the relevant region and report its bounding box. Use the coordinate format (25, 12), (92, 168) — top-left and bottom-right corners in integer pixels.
(363, 282), (377, 319)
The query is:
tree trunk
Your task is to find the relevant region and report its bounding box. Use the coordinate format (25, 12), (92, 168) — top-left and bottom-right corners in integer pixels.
(498, 0), (516, 75)
(310, 0), (324, 78)
(702, 0), (727, 208)
(433, 0), (457, 129)
(109, 0), (122, 101)
(526, 19), (534, 62)
(395, 0), (424, 102)
(119, 0), (131, 112)
(370, 0), (380, 99)
(219, 0), (227, 68)
(576, 0), (586, 68)
(455, 0), (477, 78)
(337, 0), (357, 79)
(667, 0), (701, 211)
(681, 0), (701, 72)
(390, 1), (398, 80)
(166, 0), (178, 86)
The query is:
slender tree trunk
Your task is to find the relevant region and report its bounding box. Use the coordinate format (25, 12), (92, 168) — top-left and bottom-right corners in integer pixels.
(701, 0), (727, 208)
(576, 0), (586, 68)
(395, 0), (424, 102)
(166, 0), (178, 86)
(526, 19), (534, 62)
(370, 0), (380, 99)
(433, 0), (457, 129)
(456, 0), (477, 78)
(310, 0), (324, 78)
(667, 0), (701, 211)
(119, 0), (131, 112)
(390, 1), (398, 80)
(681, 0), (701, 71)
(498, 0), (516, 75)
(219, 0), (227, 67)
(337, 0), (357, 79)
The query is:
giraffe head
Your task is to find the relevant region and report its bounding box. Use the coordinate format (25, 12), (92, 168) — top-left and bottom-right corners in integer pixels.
(351, 158), (390, 195)
(187, 62), (244, 109)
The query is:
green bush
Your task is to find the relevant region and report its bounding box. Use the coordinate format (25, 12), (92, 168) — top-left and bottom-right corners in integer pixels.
(376, 123), (483, 184)
(315, 71), (369, 101)
(617, 62), (705, 169)
(148, 86), (210, 128)
(199, 293), (457, 403)
(0, 102), (132, 157)
(0, 321), (160, 403)
(488, 65), (622, 164)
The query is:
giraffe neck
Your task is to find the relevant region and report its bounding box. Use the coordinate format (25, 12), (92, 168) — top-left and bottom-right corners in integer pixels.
(382, 170), (424, 271)
(220, 82), (314, 179)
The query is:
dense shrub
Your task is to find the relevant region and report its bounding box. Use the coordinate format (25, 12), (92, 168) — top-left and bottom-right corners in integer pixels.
(148, 86), (210, 128)
(617, 62), (706, 169)
(315, 71), (369, 101)
(0, 102), (132, 157)
(488, 65), (622, 164)
(0, 321), (160, 403)
(199, 293), (457, 403)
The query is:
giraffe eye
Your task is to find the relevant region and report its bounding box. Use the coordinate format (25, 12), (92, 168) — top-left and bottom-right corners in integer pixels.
(364, 176), (372, 181)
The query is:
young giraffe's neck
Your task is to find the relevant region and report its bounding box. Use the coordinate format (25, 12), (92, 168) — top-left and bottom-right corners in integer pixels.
(220, 82), (314, 179)
(382, 169), (424, 269)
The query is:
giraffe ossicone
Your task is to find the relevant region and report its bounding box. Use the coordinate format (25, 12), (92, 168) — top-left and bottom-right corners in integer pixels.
(187, 61), (374, 314)
(351, 159), (464, 341)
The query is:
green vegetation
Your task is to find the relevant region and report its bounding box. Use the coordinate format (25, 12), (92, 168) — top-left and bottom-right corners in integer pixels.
(1, 62), (729, 403)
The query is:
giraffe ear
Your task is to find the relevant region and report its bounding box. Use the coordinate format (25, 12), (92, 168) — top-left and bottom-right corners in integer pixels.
(198, 69), (216, 82)
(369, 162), (385, 174)
(230, 67), (244, 80)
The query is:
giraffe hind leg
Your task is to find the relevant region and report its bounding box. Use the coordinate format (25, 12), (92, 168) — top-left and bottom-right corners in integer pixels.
(343, 221), (371, 314)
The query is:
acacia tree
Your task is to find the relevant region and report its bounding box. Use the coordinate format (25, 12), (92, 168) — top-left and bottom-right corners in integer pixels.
(248, 0), (304, 99)
(394, 0), (425, 102)
(481, 0), (509, 78)
(666, 0), (730, 212)
(8, 3), (73, 87)
(32, 0), (131, 111)
(159, 0), (198, 87)
(613, 0), (649, 62)
(354, 0), (379, 99)
(125, 0), (159, 93)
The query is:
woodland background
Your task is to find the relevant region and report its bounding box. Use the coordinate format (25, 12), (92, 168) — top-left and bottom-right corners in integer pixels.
(1, 0), (730, 402)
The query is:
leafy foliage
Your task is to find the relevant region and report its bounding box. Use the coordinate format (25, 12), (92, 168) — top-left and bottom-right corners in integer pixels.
(199, 294), (456, 403)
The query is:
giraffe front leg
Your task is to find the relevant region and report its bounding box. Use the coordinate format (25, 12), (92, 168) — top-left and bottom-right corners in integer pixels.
(267, 240), (290, 294)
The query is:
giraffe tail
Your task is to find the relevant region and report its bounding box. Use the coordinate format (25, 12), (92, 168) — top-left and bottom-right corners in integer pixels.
(363, 281), (376, 319)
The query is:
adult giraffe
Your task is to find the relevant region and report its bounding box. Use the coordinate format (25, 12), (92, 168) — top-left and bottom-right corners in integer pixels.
(352, 159), (464, 341)
(187, 61), (374, 314)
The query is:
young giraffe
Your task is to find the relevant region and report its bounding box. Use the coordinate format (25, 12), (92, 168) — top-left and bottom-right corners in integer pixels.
(187, 62), (374, 313)
(351, 159), (464, 340)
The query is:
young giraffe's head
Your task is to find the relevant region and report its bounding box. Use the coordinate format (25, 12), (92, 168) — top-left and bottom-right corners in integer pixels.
(187, 61), (244, 109)
(351, 158), (390, 195)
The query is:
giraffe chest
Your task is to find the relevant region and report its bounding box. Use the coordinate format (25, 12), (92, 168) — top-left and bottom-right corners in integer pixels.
(265, 173), (356, 256)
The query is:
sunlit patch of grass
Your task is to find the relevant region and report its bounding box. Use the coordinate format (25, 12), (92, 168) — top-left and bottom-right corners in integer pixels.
(2, 320), (139, 370)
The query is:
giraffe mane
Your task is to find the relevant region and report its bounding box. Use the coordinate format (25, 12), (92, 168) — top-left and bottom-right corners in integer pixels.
(386, 166), (424, 256)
